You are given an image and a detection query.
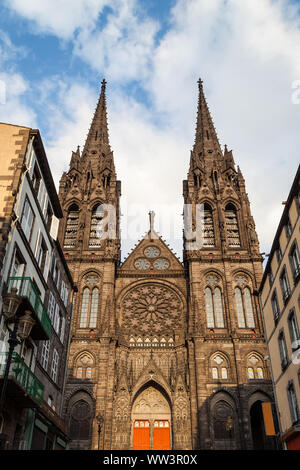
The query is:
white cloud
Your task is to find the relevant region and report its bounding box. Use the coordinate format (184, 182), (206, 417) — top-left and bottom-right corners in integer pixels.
(4, 0), (110, 40)
(0, 30), (36, 126)
(3, 0), (300, 259)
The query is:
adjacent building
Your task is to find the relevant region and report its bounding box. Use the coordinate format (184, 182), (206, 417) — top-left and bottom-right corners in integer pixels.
(0, 123), (74, 449)
(58, 80), (277, 450)
(260, 164), (300, 450)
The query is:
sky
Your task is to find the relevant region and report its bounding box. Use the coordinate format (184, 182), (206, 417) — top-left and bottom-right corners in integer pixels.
(0, 0), (299, 261)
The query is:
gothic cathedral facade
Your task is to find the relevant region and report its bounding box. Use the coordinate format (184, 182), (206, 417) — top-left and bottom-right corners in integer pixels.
(57, 80), (275, 450)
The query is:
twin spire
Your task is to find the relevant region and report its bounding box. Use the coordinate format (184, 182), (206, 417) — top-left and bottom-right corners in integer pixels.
(82, 78), (225, 167)
(82, 79), (111, 155)
(193, 78), (223, 160)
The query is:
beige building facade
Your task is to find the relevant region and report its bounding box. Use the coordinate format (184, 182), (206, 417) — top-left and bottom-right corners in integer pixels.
(260, 164), (300, 450)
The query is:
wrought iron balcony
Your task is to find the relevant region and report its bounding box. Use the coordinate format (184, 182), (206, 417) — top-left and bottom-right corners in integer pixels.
(0, 352), (44, 407)
(6, 277), (52, 340)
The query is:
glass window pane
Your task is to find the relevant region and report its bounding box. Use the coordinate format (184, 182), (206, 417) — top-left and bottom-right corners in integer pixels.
(214, 287), (224, 328)
(205, 287), (214, 328)
(80, 288), (90, 328)
(235, 287), (245, 328)
(89, 288), (99, 328)
(244, 288), (255, 328)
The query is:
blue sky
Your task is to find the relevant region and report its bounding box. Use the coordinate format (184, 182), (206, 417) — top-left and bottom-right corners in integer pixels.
(0, 0), (300, 260)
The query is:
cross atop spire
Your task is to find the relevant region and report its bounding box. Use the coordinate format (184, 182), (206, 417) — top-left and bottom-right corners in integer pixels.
(193, 78), (222, 161)
(82, 79), (111, 155)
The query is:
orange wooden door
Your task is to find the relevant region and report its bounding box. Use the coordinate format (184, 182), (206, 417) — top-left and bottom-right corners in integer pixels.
(153, 420), (170, 450)
(133, 420), (150, 450)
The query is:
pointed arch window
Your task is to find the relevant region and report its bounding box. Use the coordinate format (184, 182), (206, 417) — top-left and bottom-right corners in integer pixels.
(79, 286), (99, 328)
(69, 400), (92, 440)
(225, 203), (241, 247)
(210, 354), (230, 381)
(80, 288), (90, 327)
(247, 354), (265, 380)
(89, 204), (104, 248)
(205, 286), (225, 328)
(64, 204), (79, 249)
(235, 286), (255, 328)
(202, 203), (215, 247)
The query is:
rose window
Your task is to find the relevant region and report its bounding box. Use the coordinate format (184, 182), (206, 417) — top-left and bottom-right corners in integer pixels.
(121, 284), (182, 334)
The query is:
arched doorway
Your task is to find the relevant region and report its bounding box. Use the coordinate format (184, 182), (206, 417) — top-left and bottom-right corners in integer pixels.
(131, 385), (171, 450)
(250, 401), (265, 450)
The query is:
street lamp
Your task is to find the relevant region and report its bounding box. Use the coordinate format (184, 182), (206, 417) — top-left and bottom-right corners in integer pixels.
(96, 413), (104, 450)
(0, 289), (36, 435)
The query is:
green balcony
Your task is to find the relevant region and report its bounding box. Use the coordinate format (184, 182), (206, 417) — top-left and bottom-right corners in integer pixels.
(6, 277), (52, 340)
(0, 352), (44, 407)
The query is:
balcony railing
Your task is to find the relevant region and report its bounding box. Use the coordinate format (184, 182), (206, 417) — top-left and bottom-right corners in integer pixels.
(6, 277), (51, 340)
(0, 352), (44, 406)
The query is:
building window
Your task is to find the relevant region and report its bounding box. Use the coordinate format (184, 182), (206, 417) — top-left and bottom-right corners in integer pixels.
(285, 217), (293, 240)
(76, 367), (83, 379)
(287, 382), (299, 424)
(271, 291), (280, 324)
(257, 367), (264, 379)
(205, 287), (225, 328)
(235, 287), (255, 328)
(35, 233), (48, 274)
(69, 400), (92, 440)
(79, 286), (99, 328)
(53, 305), (60, 335)
(202, 203), (215, 247)
(289, 242), (300, 282)
(268, 269), (274, 288)
(50, 349), (59, 382)
(225, 203), (241, 247)
(31, 163), (41, 196)
(64, 204), (79, 249)
(10, 246), (26, 279)
(276, 245), (283, 265)
(47, 292), (56, 323)
(278, 331), (289, 370)
(41, 341), (50, 370)
(45, 203), (53, 232)
(247, 354), (265, 379)
(210, 354), (229, 381)
(60, 317), (65, 343)
(89, 288), (99, 328)
(80, 288), (90, 328)
(280, 267), (291, 304)
(20, 197), (35, 241)
(288, 309), (300, 351)
(89, 204), (104, 249)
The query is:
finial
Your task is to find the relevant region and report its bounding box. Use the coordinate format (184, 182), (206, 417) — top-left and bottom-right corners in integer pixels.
(149, 210), (155, 241)
(198, 78), (203, 89)
(101, 78), (106, 88)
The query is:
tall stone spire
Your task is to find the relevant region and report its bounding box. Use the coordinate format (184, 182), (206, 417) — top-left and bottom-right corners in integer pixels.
(193, 79), (223, 164)
(82, 79), (111, 156)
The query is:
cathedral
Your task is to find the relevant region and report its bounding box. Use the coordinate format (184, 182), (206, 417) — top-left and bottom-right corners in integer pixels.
(57, 79), (276, 450)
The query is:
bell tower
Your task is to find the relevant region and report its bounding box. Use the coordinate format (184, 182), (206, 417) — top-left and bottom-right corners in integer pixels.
(58, 80), (121, 450)
(183, 79), (275, 450)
